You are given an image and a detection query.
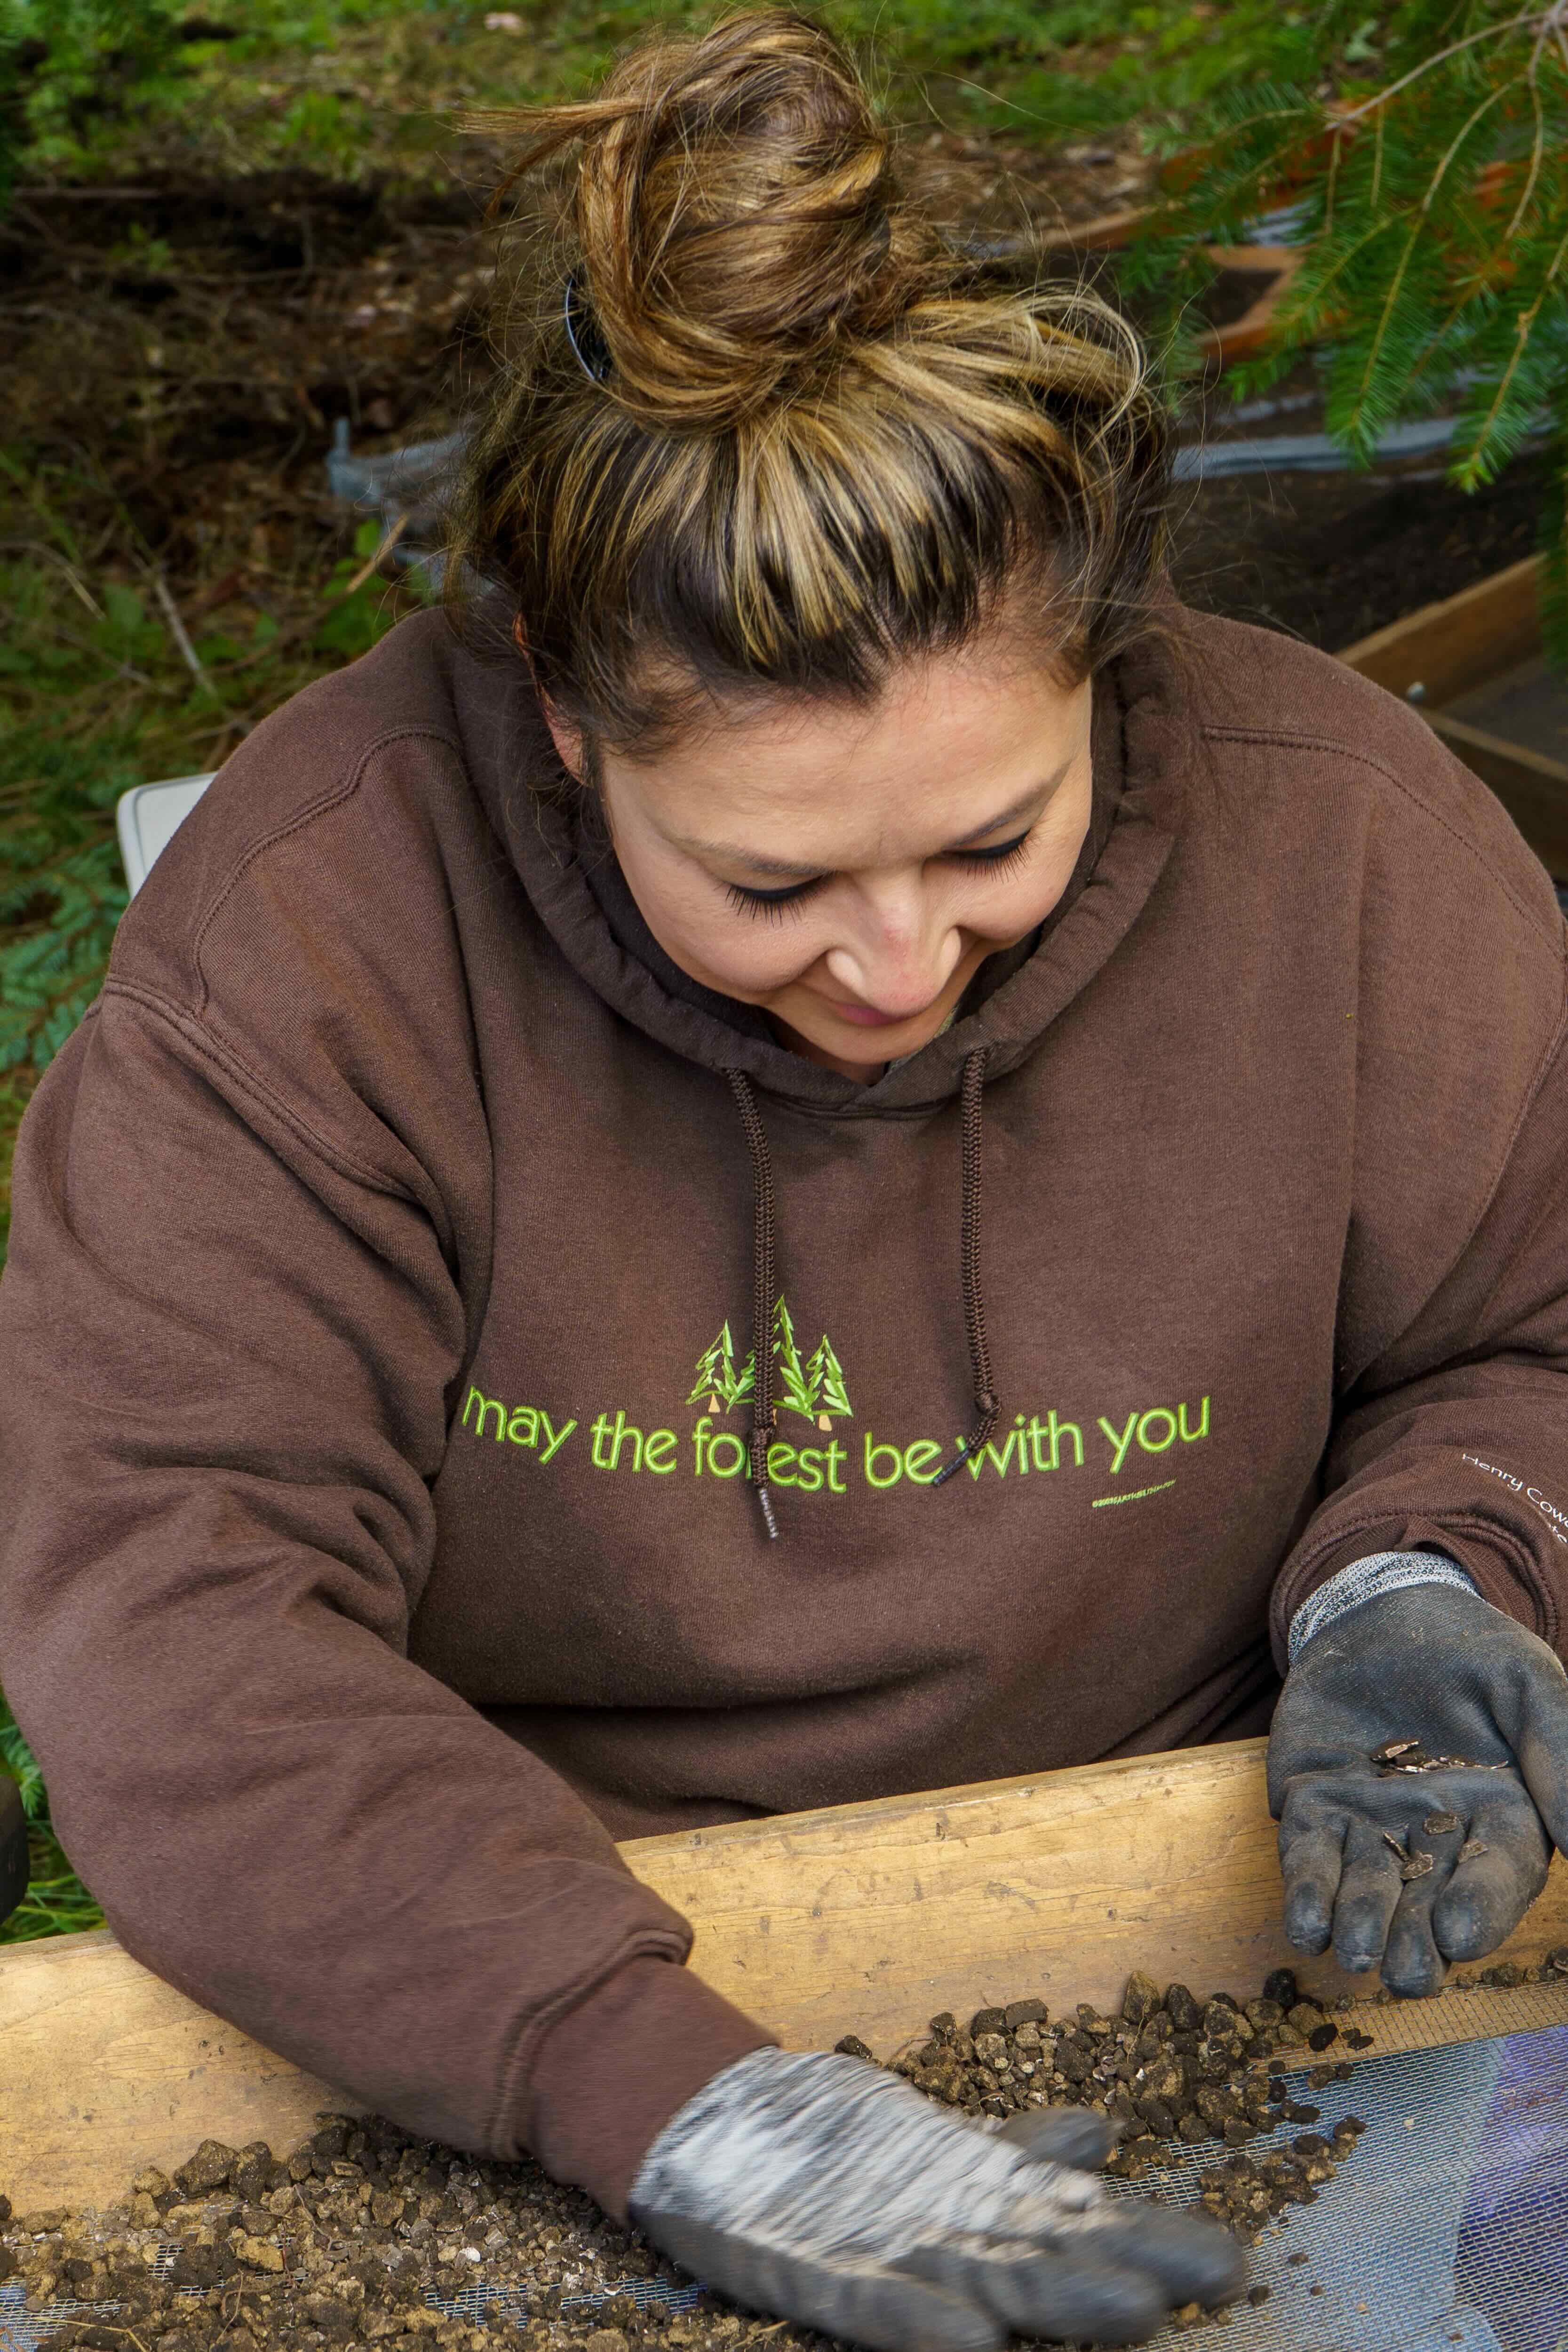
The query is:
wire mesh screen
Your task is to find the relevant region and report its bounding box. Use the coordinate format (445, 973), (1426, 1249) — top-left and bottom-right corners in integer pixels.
(3, 2029), (1565, 2352)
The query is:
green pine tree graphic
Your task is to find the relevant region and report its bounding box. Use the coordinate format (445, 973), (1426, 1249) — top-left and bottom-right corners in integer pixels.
(805, 1334), (853, 1430)
(686, 1300), (846, 1422)
(691, 1317), (752, 1402)
(688, 1330), (726, 1414)
(772, 1295), (818, 1423)
(687, 1320), (756, 1414)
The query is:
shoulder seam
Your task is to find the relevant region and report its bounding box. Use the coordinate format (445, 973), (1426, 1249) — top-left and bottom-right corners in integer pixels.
(1201, 720), (1562, 956)
(189, 722), (467, 1013)
(104, 975), (418, 1201)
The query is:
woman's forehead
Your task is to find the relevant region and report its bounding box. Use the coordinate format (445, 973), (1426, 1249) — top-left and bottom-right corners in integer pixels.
(604, 652), (1091, 865)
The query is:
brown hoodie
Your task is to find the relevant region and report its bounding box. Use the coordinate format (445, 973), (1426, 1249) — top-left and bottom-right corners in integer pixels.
(2, 598), (1567, 2216)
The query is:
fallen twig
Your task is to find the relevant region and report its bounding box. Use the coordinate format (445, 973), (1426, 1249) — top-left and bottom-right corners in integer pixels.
(20, 541), (105, 619)
(344, 511), (409, 594)
(151, 570), (208, 688)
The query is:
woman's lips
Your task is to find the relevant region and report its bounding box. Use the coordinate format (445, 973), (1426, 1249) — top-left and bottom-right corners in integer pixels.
(827, 997), (928, 1029)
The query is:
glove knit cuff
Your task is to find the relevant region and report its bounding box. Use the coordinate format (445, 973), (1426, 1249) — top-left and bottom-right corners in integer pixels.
(1287, 1548), (1480, 1665)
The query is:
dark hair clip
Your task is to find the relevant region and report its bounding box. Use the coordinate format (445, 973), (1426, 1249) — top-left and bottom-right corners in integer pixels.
(564, 270), (613, 385)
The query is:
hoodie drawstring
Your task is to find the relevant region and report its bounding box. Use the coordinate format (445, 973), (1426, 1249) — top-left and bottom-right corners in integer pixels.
(931, 1045), (1000, 1485)
(723, 1046), (999, 1532)
(724, 1069), (780, 1540)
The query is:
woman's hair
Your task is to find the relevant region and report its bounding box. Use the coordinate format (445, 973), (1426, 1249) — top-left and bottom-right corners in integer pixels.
(446, 8), (1172, 764)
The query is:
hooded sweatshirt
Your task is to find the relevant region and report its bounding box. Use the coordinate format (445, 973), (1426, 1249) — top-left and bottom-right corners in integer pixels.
(2, 597), (1567, 2217)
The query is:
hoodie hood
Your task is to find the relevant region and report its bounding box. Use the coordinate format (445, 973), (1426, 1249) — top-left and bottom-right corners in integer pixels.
(459, 613), (1187, 1115)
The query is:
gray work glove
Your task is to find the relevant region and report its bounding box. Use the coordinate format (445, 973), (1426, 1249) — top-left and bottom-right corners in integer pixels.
(1269, 1582), (1568, 1997)
(628, 2047), (1245, 2351)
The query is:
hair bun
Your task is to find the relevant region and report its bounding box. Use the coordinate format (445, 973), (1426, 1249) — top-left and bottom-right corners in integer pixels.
(550, 11), (941, 424)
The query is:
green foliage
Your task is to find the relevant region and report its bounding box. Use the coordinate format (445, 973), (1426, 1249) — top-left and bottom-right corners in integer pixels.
(0, 0), (193, 198)
(0, 1689), (43, 1820)
(0, 721), (131, 1081)
(1130, 0), (1568, 661)
(313, 520), (411, 654)
(1, 1688), (104, 1945)
(0, 0), (1353, 197)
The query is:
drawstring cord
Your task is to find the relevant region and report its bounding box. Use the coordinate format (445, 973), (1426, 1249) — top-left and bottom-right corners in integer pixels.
(724, 1069), (779, 1540)
(722, 1043), (998, 1531)
(931, 1046), (1000, 1486)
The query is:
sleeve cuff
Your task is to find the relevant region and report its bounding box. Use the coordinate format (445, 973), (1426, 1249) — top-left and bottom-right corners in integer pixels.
(524, 1954), (776, 2222)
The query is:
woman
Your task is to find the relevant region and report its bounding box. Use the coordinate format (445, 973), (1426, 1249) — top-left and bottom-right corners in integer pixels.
(3, 12), (1568, 2347)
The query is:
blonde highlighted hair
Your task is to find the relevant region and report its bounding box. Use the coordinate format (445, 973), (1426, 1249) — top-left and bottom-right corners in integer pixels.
(446, 8), (1171, 756)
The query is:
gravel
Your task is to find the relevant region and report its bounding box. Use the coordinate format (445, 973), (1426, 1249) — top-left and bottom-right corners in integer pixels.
(872, 1966), (1368, 2241)
(7, 1950), (1567, 2351)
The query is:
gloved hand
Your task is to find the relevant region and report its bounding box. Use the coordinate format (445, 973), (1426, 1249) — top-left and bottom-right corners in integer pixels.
(628, 2046), (1245, 2352)
(1269, 1582), (1568, 1996)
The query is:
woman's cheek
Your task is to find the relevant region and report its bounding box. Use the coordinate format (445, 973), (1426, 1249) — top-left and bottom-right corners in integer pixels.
(696, 921), (825, 997)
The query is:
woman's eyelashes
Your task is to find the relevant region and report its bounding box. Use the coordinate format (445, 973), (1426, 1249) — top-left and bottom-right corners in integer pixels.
(722, 829), (1036, 921)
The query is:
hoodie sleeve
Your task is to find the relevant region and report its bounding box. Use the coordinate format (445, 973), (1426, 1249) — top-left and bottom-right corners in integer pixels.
(1266, 692), (1568, 1673)
(0, 978), (768, 2220)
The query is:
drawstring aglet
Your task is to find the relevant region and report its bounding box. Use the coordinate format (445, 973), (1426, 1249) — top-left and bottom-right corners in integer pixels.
(749, 1399), (779, 1539)
(930, 1445), (973, 1490)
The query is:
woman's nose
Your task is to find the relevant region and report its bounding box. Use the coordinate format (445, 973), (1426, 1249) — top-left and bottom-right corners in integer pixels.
(824, 886), (964, 1016)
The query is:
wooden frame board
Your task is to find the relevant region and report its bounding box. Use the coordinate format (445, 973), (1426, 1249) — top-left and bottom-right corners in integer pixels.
(1337, 556), (1545, 705)
(5, 1738), (1566, 2214)
(1337, 556), (1568, 880)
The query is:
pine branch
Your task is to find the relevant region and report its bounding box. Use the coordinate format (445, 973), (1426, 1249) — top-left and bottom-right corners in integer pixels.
(1539, 414), (1568, 664)
(1504, 57), (1548, 238)
(1144, 2), (1568, 655)
(1343, 73), (1524, 450)
(1335, 7), (1540, 125)
(1451, 217), (1568, 484)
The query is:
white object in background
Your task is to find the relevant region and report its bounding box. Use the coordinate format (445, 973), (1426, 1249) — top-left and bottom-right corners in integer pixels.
(115, 773), (216, 898)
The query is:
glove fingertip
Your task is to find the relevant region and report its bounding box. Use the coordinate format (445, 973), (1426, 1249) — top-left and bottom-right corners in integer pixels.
(1280, 1890), (1334, 1954)
(872, 2275), (1008, 2352)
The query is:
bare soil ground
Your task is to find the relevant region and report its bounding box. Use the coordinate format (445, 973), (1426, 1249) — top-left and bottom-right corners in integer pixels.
(4, 124), (1548, 714)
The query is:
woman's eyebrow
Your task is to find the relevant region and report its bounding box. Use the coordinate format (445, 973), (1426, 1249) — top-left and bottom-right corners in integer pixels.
(677, 758), (1075, 878)
(947, 759), (1074, 846)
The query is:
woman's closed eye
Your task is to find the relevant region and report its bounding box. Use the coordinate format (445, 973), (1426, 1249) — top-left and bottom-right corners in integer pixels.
(723, 829), (1036, 921)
